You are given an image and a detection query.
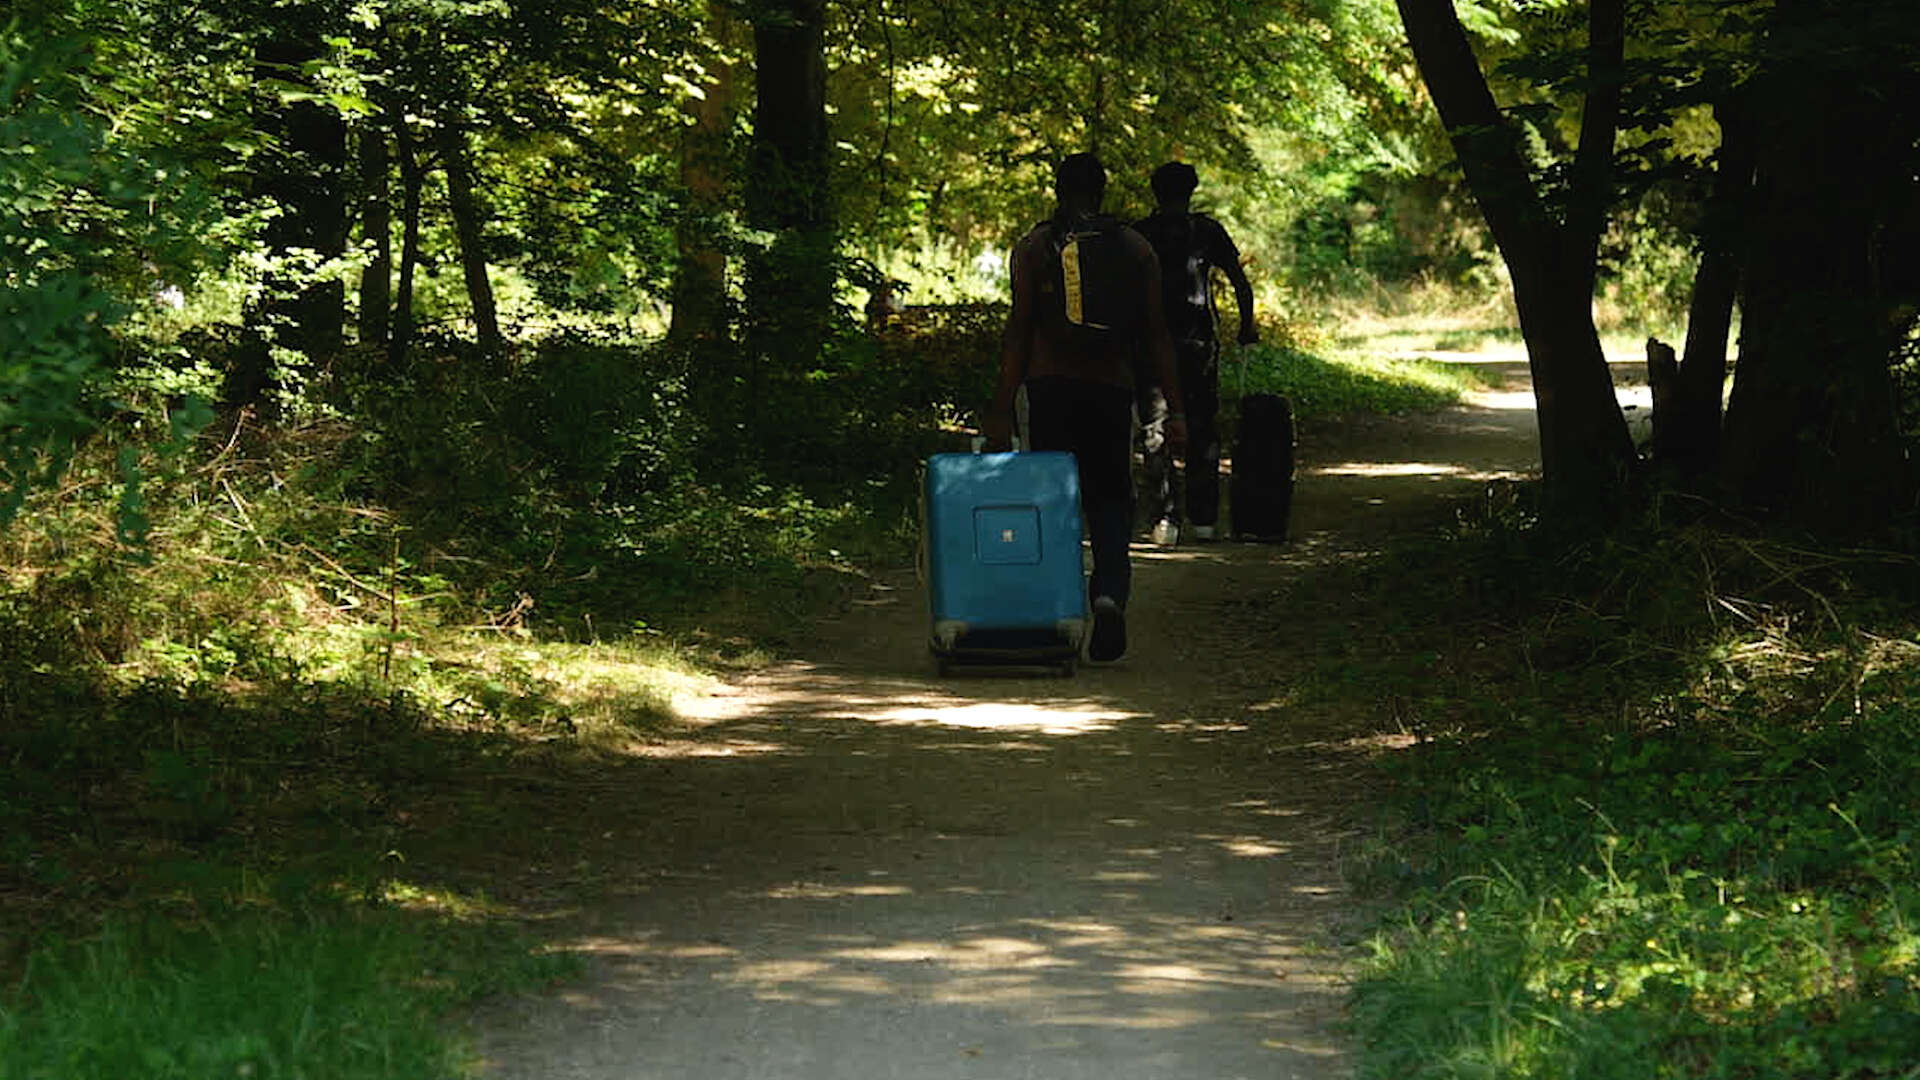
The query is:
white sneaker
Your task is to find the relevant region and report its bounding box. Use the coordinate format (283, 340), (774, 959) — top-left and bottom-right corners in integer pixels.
(1190, 524), (1216, 542)
(1150, 519), (1179, 546)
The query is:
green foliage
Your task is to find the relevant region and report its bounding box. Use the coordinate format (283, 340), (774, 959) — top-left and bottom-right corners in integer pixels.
(0, 909), (574, 1080)
(0, 12), (219, 532)
(360, 0), (702, 316)
(1343, 515), (1920, 1078)
(1232, 341), (1496, 420)
(1596, 194), (1697, 331)
(827, 0), (1424, 257)
(0, 26), (135, 524)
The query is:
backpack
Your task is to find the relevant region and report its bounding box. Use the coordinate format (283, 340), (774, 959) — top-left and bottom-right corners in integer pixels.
(1135, 211), (1213, 345)
(1043, 215), (1138, 344)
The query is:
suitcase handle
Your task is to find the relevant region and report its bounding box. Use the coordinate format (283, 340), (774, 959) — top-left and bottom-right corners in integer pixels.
(969, 435), (1027, 453)
(972, 385), (1028, 453)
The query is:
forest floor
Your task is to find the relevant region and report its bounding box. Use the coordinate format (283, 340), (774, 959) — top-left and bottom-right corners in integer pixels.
(459, 353), (1645, 1079)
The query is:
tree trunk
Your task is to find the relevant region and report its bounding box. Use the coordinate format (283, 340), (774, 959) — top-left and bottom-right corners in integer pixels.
(1719, 28), (1908, 532)
(1647, 98), (1758, 473)
(439, 121), (504, 361)
(231, 14), (349, 411)
(1510, 252), (1638, 498)
(392, 112), (425, 366)
(744, 0), (834, 381)
(669, 11), (740, 346)
(1395, 0), (1635, 515)
(357, 125), (393, 347)
(1647, 337), (1680, 459)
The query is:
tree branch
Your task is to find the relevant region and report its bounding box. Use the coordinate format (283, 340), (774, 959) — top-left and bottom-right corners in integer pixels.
(1567, 0), (1624, 272)
(1393, 0), (1548, 271)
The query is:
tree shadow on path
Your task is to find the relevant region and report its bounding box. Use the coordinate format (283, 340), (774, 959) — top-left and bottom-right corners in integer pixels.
(464, 393), (1545, 1080)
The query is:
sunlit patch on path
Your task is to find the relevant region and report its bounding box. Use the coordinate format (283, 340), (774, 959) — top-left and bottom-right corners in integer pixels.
(681, 660), (1141, 736)
(472, 387), (1547, 1080)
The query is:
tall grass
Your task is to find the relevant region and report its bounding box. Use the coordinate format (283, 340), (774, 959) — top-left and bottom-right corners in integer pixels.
(1342, 515), (1920, 1078)
(1, 908), (574, 1080)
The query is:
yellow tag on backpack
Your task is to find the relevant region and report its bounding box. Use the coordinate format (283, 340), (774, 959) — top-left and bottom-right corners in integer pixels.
(1061, 235), (1086, 325)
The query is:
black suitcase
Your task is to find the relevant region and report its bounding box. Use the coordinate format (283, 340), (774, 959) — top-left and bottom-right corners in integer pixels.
(1231, 392), (1295, 541)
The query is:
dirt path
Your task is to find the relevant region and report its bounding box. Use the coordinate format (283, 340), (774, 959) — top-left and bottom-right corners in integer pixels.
(469, 374), (1550, 1080)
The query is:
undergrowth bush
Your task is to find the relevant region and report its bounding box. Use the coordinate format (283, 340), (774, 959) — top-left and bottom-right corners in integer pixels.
(1345, 507), (1920, 1078)
(0, 318), (960, 950)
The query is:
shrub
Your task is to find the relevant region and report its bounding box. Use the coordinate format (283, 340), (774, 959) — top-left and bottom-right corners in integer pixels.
(1346, 515), (1920, 1079)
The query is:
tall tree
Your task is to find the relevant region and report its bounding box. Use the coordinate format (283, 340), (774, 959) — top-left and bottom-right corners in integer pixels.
(668, 5), (742, 345)
(740, 0), (834, 395)
(356, 123), (393, 347)
(231, 2), (350, 411)
(391, 109), (426, 364)
(1649, 93), (1756, 475)
(1717, 0), (1918, 531)
(438, 119), (505, 358)
(1395, 0), (1636, 512)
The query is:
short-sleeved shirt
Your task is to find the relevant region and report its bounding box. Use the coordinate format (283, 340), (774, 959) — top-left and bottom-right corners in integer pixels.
(1132, 211), (1242, 347)
(1008, 218), (1162, 390)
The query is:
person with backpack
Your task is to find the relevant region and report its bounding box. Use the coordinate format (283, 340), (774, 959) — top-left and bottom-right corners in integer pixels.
(983, 152), (1186, 663)
(1133, 162), (1258, 544)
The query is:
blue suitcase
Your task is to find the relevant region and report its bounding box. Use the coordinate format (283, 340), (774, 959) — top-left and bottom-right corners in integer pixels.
(923, 451), (1088, 675)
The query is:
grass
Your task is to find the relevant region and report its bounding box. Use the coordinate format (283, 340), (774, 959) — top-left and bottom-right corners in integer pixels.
(1328, 509), (1920, 1078)
(1221, 296), (1515, 421)
(0, 351), (877, 1076)
(0, 907), (576, 1080)
(0, 298), (1668, 1078)
(1232, 341), (1504, 420)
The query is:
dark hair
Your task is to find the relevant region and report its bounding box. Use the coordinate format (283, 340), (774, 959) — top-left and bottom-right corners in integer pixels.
(1054, 152), (1107, 204)
(1151, 161), (1199, 203)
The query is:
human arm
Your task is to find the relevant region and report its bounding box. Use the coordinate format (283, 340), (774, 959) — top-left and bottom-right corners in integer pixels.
(1208, 218), (1259, 345)
(1226, 258), (1258, 345)
(985, 237), (1036, 450)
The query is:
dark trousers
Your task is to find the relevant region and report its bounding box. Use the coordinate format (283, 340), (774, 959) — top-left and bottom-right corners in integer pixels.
(1024, 377), (1135, 610)
(1141, 340), (1221, 528)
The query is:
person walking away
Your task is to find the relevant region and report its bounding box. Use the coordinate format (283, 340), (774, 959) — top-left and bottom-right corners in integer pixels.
(1132, 162), (1258, 543)
(983, 152), (1185, 663)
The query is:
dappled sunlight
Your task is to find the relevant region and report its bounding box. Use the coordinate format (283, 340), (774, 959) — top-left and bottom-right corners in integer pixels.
(1309, 460), (1530, 482)
(483, 710), (1364, 1073)
(1464, 387), (1542, 412)
(1154, 718), (1249, 733)
(871, 699), (1128, 734)
(765, 882), (916, 900)
(678, 659), (1147, 736)
(627, 737), (790, 758)
(466, 463), (1402, 1077)
(1469, 382), (1652, 414)
(1130, 547), (1236, 565)
(1208, 835), (1294, 858)
(1314, 460), (1469, 477)
(552, 901), (1347, 1049)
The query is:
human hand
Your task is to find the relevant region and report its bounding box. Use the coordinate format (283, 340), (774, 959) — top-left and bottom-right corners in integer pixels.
(1165, 415), (1188, 454)
(981, 408), (1015, 452)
